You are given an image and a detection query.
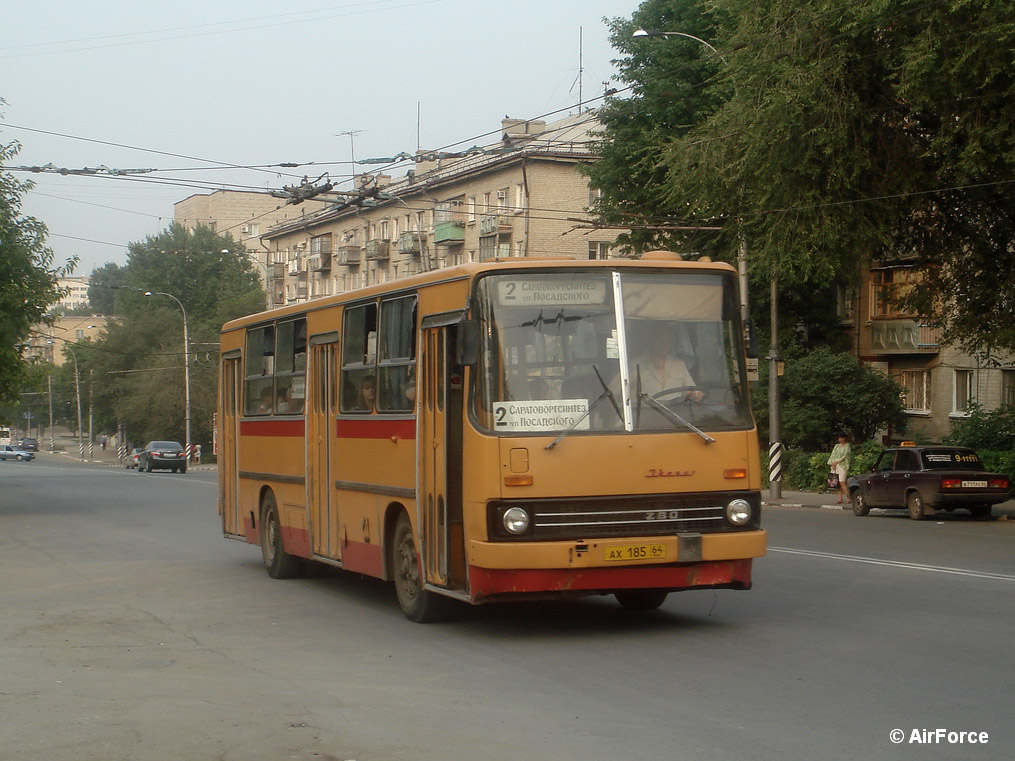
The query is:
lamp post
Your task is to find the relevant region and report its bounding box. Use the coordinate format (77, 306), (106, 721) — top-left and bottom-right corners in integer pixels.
(146, 291), (192, 463)
(633, 26), (783, 497)
(58, 341), (85, 462)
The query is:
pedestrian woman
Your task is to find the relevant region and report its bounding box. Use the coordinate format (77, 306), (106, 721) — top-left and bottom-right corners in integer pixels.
(827, 434), (852, 504)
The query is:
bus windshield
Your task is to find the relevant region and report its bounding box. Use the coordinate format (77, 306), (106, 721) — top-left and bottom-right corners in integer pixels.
(474, 270), (752, 435)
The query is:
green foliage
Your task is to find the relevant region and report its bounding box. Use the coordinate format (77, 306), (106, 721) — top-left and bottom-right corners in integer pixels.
(83, 224), (265, 448)
(593, 0), (1015, 354)
(769, 440), (882, 490)
(0, 138), (70, 407)
(755, 347), (904, 450)
(979, 451), (1015, 486)
(944, 404), (1015, 451)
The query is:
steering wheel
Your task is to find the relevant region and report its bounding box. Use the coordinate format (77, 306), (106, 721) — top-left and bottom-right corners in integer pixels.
(651, 385), (706, 403)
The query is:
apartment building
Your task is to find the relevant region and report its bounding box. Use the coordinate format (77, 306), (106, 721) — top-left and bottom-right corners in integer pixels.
(855, 260), (1015, 442)
(55, 276), (90, 312)
(174, 190), (303, 306)
(25, 316), (109, 368)
(260, 113), (618, 303)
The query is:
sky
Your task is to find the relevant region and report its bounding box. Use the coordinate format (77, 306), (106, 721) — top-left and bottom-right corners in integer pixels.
(2, 0), (637, 277)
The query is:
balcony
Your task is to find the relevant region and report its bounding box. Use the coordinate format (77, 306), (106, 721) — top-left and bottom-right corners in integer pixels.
(398, 231), (423, 254)
(479, 214), (511, 236)
(269, 263), (286, 279)
(365, 239), (390, 260)
(433, 220), (465, 244)
(335, 245), (360, 266)
(869, 320), (942, 354)
(287, 259), (301, 274)
(308, 253), (332, 272)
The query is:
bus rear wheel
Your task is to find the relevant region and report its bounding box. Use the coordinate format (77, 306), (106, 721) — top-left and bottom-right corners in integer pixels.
(391, 511), (455, 623)
(615, 590), (669, 611)
(260, 492), (303, 579)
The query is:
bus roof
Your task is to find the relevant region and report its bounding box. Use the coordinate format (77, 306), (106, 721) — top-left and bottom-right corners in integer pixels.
(221, 256), (737, 335)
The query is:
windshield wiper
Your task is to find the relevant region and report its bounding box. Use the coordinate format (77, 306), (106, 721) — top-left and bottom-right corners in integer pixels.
(545, 368), (622, 451)
(637, 393), (715, 444)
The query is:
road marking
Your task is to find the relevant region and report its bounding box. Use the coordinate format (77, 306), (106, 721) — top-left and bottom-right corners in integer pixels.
(769, 546), (1015, 582)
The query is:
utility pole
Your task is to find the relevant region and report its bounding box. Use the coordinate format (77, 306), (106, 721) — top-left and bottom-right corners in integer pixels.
(768, 277), (783, 499)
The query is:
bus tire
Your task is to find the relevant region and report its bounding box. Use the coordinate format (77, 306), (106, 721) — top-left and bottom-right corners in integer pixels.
(614, 590), (669, 611)
(391, 511), (455, 623)
(260, 491), (303, 579)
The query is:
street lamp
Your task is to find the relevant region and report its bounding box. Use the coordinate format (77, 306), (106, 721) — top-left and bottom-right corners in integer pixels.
(145, 291), (192, 463)
(633, 26), (783, 497)
(54, 340), (85, 462)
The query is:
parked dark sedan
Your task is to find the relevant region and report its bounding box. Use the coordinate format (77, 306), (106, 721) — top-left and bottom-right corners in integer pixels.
(137, 441), (187, 473)
(847, 445), (1010, 520)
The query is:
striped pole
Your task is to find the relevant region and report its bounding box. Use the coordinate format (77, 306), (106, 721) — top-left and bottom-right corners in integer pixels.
(768, 441), (783, 494)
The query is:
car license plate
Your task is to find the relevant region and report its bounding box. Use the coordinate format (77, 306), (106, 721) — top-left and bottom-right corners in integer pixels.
(604, 543), (667, 562)
(962, 480), (987, 488)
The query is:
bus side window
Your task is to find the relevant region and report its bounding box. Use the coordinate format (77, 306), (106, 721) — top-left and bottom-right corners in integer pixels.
(244, 325), (275, 415)
(275, 318), (307, 414)
(378, 295), (417, 412)
(341, 304), (378, 413)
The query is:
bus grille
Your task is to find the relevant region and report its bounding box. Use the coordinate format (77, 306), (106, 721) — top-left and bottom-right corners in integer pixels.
(488, 492), (757, 541)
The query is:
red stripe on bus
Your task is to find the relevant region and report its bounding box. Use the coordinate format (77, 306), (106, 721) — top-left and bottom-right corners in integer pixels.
(467, 559), (753, 603)
(240, 419), (306, 437)
(336, 418), (416, 440)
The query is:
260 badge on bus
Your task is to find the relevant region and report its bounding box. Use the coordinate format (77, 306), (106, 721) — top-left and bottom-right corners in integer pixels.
(604, 543), (667, 562)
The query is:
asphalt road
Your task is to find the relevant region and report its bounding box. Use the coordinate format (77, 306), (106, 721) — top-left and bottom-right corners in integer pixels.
(2, 455), (1013, 761)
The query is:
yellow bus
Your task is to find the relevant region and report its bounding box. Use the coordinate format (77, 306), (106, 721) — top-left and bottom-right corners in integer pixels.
(218, 252), (766, 621)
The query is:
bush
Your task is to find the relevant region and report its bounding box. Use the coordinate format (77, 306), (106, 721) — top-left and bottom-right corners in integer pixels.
(944, 404), (1015, 450)
(979, 450), (1015, 484)
(764, 440), (883, 491)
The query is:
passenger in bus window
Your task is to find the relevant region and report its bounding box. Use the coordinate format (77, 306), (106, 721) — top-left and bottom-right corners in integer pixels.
(256, 387), (273, 414)
(357, 375), (376, 411)
(276, 384), (292, 413)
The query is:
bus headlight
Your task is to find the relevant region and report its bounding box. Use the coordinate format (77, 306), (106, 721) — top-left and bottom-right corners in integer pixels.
(502, 506), (531, 535)
(725, 498), (752, 526)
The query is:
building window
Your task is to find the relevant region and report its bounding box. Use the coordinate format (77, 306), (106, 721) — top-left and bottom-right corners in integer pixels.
(953, 369), (974, 416)
(588, 242), (611, 260)
(467, 197), (477, 223)
(514, 183), (525, 213)
(900, 369), (931, 413)
(870, 267), (920, 318)
(1002, 370), (1015, 407)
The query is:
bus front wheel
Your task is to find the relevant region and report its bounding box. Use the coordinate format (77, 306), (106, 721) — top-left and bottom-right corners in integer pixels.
(260, 492), (303, 579)
(391, 511), (455, 623)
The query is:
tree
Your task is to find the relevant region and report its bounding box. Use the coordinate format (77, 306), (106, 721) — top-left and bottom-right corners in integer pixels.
(590, 0), (1015, 353)
(0, 137), (70, 408)
(86, 224), (264, 448)
(774, 347), (905, 450)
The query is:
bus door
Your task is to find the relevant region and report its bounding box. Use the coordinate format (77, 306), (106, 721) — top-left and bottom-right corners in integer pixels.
(220, 351), (242, 537)
(308, 334), (339, 560)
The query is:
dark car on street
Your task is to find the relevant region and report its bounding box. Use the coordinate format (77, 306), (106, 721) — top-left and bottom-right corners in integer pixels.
(18, 437), (39, 451)
(0, 444), (35, 462)
(847, 445), (1010, 520)
(137, 441), (187, 473)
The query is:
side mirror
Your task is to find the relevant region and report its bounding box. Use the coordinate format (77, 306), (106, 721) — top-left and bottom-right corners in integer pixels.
(456, 320), (480, 366)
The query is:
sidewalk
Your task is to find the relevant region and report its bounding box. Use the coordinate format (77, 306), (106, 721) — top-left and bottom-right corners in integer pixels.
(765, 488), (1015, 519)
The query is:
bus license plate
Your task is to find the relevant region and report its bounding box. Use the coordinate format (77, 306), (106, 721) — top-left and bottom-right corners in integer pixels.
(604, 543), (667, 562)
